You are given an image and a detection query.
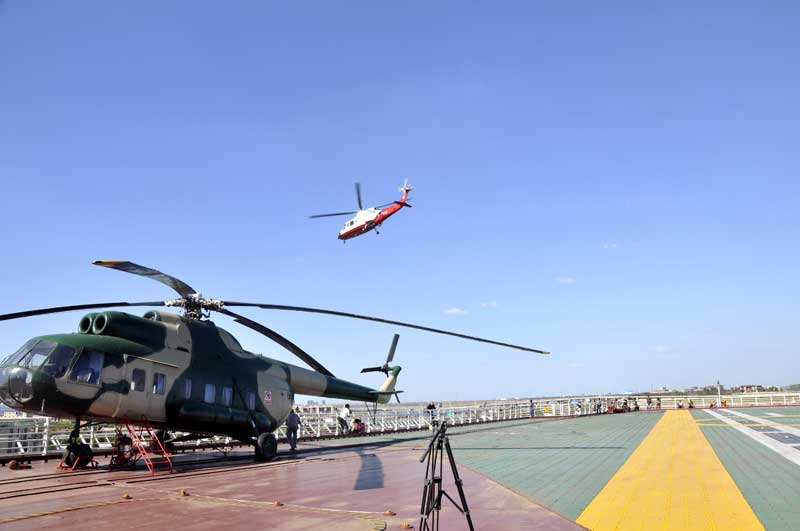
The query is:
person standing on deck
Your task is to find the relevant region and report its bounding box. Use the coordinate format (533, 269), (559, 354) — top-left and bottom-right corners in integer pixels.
(338, 404), (352, 435)
(286, 408), (302, 452)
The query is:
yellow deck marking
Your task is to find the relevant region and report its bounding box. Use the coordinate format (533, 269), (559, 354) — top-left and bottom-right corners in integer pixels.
(577, 410), (764, 531)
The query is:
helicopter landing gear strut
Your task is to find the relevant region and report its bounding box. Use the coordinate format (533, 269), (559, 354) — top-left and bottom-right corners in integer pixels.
(254, 432), (277, 462)
(59, 417), (96, 470)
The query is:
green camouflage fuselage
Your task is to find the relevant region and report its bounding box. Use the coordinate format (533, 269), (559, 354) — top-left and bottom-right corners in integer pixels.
(0, 311), (397, 441)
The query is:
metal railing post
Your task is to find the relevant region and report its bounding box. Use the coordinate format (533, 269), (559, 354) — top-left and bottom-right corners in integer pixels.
(42, 417), (50, 456)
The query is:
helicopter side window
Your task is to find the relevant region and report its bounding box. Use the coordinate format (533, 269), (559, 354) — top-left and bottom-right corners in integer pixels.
(40, 345), (76, 378)
(131, 369), (145, 392)
(183, 378), (192, 399)
(221, 386), (233, 406)
(69, 350), (104, 385)
(153, 373), (166, 395)
(246, 391), (256, 411)
(203, 383), (216, 404)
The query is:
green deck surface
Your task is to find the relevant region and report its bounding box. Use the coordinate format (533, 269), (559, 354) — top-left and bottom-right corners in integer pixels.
(446, 412), (662, 519)
(315, 413), (662, 519)
(693, 408), (800, 531)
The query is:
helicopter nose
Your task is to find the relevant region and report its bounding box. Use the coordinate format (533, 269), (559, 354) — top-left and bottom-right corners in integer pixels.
(0, 366), (33, 405)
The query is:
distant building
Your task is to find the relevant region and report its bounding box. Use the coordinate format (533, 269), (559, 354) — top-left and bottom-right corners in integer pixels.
(685, 385), (719, 394)
(734, 384), (760, 393)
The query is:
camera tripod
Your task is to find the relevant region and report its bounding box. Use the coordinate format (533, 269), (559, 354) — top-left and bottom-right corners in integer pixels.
(418, 421), (474, 531)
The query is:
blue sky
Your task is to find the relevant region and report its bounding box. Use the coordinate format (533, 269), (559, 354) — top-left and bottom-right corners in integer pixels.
(1, 2), (798, 401)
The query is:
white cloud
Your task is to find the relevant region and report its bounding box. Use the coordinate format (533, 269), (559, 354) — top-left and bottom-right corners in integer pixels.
(480, 301), (498, 308)
(444, 308), (467, 315)
(603, 242), (618, 249)
(555, 276), (576, 284)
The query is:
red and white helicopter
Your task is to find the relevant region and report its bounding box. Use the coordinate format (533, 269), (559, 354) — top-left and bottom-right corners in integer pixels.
(310, 180), (413, 241)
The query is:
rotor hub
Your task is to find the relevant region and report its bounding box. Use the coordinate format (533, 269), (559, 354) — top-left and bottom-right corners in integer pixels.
(165, 294), (224, 320)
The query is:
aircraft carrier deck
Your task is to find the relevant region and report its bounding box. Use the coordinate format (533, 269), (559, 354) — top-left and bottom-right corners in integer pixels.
(2, 405), (800, 530)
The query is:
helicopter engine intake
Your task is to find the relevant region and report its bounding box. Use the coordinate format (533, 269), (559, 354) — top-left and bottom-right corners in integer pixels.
(89, 311), (167, 348)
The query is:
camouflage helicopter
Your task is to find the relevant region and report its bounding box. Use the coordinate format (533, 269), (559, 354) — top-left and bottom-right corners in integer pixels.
(0, 261), (548, 464)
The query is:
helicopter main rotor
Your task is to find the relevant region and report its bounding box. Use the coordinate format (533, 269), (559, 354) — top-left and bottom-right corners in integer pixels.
(0, 261), (550, 378)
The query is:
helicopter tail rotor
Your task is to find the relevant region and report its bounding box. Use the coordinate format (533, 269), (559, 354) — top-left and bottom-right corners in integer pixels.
(361, 333), (400, 376)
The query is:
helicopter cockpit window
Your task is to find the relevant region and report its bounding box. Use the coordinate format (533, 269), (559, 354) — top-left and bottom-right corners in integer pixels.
(40, 345), (76, 378)
(69, 350), (104, 385)
(153, 373), (166, 395)
(22, 341), (57, 369)
(183, 378), (192, 399)
(131, 369), (145, 392)
(3, 339), (37, 365)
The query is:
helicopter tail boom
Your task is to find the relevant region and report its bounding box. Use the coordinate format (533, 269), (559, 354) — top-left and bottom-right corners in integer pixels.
(375, 365), (402, 404)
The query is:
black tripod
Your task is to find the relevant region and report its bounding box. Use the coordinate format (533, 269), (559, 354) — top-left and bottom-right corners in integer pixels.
(418, 421), (475, 531)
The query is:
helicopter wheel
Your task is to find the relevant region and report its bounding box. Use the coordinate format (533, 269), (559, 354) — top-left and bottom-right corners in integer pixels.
(254, 432), (277, 462)
(62, 443), (94, 468)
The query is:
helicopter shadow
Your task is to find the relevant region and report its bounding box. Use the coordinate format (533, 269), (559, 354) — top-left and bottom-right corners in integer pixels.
(352, 446), (384, 491)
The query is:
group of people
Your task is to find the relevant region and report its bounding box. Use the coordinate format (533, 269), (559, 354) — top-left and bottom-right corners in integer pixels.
(285, 402), (361, 453)
(645, 397), (662, 410)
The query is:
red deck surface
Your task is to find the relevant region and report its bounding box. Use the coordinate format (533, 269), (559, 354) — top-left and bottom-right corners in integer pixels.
(0, 444), (586, 530)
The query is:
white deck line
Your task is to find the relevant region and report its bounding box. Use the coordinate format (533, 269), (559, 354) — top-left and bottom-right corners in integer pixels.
(765, 412), (784, 417)
(704, 409), (800, 467)
(726, 409), (800, 437)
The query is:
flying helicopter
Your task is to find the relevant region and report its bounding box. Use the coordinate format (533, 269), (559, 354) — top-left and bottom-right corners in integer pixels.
(0, 261), (548, 465)
(310, 180), (413, 240)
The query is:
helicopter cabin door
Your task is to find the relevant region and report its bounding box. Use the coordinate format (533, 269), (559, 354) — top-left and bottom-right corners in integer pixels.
(113, 355), (172, 424)
(64, 348), (124, 420)
(92, 351), (125, 419)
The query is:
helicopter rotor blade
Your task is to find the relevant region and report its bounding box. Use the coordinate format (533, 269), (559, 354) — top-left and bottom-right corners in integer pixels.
(221, 302), (550, 355)
(355, 182), (364, 210)
(216, 308), (335, 377)
(360, 366), (384, 374)
(93, 261), (197, 298)
(386, 333), (399, 364)
(0, 301), (167, 322)
(309, 211), (358, 219)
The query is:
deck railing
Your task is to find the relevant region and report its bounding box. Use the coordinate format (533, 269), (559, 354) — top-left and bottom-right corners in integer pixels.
(2, 391), (799, 457)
